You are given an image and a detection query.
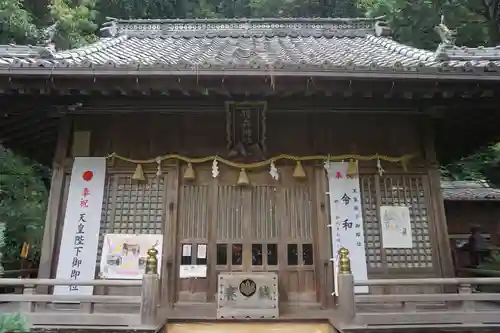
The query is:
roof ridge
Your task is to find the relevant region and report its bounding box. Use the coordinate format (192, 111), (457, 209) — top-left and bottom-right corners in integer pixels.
(100, 16), (390, 38)
(104, 16), (384, 24)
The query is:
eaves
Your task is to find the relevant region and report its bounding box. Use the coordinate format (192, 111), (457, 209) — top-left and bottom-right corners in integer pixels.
(1, 68), (500, 82)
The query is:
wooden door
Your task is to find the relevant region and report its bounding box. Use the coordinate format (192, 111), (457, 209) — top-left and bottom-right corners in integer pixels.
(215, 184), (280, 273)
(175, 168), (211, 303)
(280, 184), (316, 304)
(174, 167), (317, 304)
(214, 169), (316, 304)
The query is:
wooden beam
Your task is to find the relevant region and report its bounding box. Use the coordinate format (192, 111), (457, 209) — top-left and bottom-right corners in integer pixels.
(38, 117), (71, 288)
(1, 76), (500, 99)
(313, 166), (331, 308)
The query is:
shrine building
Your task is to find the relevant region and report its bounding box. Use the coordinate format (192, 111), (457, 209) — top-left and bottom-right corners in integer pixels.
(2, 17), (500, 322)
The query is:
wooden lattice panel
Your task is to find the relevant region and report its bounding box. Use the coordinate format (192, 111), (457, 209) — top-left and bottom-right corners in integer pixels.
(251, 186), (277, 240)
(97, 174), (165, 263)
(283, 185), (313, 240)
(359, 174), (433, 272)
(179, 185), (209, 241)
(360, 175), (383, 269)
(217, 186), (245, 241)
(378, 175), (433, 269)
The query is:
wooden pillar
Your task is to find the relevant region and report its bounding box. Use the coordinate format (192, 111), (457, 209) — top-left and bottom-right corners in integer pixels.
(38, 117), (71, 283)
(207, 177), (219, 302)
(313, 166), (331, 308)
(163, 163), (180, 307)
(421, 116), (454, 278)
(141, 274), (160, 326)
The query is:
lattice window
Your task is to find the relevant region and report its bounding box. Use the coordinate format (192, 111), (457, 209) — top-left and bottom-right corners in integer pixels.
(97, 174), (165, 263)
(379, 175), (433, 269)
(359, 174), (433, 272)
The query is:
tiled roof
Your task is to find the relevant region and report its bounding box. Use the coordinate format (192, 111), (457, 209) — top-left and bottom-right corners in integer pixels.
(441, 180), (500, 201)
(1, 17), (500, 75)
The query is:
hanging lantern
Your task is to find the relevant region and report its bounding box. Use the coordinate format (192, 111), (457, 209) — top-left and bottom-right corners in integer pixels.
(346, 159), (357, 178)
(293, 161), (306, 179)
(132, 164), (146, 182)
(183, 163), (196, 181)
(237, 168), (250, 186)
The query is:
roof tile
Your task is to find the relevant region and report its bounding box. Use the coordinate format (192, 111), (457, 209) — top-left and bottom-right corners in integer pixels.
(441, 180), (500, 201)
(1, 18), (500, 74)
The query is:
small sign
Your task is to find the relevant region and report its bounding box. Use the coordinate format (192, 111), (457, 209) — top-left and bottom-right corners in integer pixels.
(197, 244), (207, 259)
(182, 244), (192, 257)
(179, 265), (207, 278)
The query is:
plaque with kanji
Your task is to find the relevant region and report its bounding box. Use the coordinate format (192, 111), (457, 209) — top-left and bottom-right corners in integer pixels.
(225, 101), (267, 160)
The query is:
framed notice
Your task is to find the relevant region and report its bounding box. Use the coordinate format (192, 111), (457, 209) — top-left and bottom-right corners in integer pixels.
(100, 234), (163, 279)
(380, 205), (413, 248)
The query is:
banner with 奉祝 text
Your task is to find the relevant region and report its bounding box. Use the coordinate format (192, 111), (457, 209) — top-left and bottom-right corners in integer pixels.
(325, 161), (368, 294)
(54, 157), (107, 296)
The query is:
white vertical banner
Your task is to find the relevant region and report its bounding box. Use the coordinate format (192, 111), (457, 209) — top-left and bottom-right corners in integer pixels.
(325, 161), (368, 294)
(54, 157), (107, 296)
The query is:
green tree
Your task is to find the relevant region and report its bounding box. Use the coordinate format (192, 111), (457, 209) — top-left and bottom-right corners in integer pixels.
(0, 0), (39, 44)
(357, 0), (494, 49)
(0, 149), (48, 263)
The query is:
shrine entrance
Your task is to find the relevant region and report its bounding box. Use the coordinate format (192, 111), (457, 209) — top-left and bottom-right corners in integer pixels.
(174, 167), (318, 305)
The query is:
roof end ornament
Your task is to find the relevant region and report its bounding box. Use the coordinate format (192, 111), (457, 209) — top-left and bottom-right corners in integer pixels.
(434, 15), (456, 60)
(374, 21), (391, 37)
(435, 15), (456, 46)
(100, 20), (118, 38)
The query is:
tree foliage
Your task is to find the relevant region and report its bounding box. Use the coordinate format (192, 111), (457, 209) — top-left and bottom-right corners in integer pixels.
(357, 0), (498, 49)
(0, 149), (48, 262)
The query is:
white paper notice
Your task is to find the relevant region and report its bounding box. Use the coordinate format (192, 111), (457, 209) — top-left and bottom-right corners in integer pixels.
(179, 265), (207, 278)
(197, 244), (207, 259)
(325, 161), (369, 294)
(182, 244), (192, 257)
(380, 205), (413, 249)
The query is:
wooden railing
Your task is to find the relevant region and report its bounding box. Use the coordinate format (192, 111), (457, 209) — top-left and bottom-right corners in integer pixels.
(0, 273), (161, 328)
(335, 249), (500, 329)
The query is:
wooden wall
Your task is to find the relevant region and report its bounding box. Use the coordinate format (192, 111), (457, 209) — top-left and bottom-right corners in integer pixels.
(75, 112), (425, 163)
(39, 107), (453, 304)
